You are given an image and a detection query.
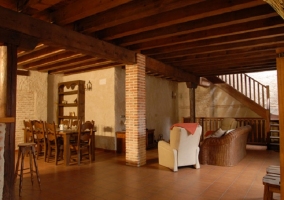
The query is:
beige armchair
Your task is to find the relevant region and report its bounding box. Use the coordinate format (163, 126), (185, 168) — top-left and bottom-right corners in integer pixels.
(158, 125), (202, 172)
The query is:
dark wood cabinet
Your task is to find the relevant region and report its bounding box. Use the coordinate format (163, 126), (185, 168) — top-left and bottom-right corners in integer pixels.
(146, 129), (156, 149)
(58, 80), (85, 124)
(116, 129), (156, 153)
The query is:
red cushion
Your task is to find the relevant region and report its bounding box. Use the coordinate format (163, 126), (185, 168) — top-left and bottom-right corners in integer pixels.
(205, 130), (215, 137)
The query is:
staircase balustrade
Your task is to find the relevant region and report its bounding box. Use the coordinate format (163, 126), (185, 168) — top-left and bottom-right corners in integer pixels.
(218, 74), (270, 110)
(184, 117), (267, 145)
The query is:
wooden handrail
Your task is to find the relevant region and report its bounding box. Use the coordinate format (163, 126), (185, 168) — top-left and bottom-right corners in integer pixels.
(218, 74), (270, 110)
(184, 117), (267, 145)
(0, 117), (15, 123)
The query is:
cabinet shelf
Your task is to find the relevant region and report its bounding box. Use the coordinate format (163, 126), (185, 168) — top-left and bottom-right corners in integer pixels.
(57, 80), (85, 124)
(58, 103), (78, 107)
(59, 91), (78, 95)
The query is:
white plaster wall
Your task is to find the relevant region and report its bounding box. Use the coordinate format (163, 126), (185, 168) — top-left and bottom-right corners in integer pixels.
(146, 76), (179, 142)
(247, 71), (278, 115)
(0, 123), (5, 199)
(16, 71), (48, 148)
(47, 74), (63, 123)
(60, 68), (116, 150)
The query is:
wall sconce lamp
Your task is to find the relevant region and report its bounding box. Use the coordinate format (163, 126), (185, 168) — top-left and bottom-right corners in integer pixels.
(85, 80), (92, 91)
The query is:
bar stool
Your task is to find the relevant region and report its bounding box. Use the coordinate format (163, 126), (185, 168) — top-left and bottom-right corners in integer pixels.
(14, 143), (41, 196)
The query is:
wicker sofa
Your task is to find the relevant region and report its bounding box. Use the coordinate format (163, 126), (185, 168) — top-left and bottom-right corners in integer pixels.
(199, 125), (251, 166)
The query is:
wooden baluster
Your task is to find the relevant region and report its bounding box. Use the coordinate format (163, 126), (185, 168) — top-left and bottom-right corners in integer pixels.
(257, 82), (260, 106)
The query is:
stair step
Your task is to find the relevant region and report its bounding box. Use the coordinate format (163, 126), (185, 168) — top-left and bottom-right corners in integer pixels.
(270, 130), (279, 133)
(269, 143), (280, 146)
(270, 124), (279, 127)
(270, 136), (280, 139)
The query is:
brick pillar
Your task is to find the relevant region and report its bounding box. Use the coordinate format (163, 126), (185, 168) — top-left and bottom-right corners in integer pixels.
(125, 54), (146, 166)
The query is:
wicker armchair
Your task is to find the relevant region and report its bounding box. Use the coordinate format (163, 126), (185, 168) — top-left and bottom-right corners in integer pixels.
(199, 125), (251, 166)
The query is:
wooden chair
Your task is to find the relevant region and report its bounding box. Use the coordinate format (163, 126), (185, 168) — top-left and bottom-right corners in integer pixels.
(23, 120), (35, 143)
(70, 120), (94, 165)
(33, 121), (46, 160)
(44, 122), (63, 165)
(263, 165), (280, 200)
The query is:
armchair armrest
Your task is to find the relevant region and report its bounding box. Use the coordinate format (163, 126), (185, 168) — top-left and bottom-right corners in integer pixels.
(158, 141), (178, 171)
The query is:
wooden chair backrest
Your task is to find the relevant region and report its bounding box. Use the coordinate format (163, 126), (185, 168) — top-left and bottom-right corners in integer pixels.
(44, 122), (57, 143)
(78, 120), (94, 145)
(23, 120), (34, 142)
(33, 120), (45, 140)
(70, 120), (78, 128)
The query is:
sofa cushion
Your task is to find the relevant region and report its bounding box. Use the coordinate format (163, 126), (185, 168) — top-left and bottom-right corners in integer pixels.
(210, 128), (226, 138)
(224, 129), (235, 135)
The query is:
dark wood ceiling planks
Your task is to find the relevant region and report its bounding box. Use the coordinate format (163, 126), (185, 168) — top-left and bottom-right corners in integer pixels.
(0, 0), (282, 81)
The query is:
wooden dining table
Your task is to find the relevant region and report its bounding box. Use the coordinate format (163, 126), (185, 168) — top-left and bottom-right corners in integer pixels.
(57, 129), (95, 166)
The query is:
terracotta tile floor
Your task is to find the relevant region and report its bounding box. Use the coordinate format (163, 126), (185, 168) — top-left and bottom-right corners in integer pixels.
(14, 148), (280, 200)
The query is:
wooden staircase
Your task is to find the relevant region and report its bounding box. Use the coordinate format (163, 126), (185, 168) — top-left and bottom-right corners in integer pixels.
(205, 74), (272, 146)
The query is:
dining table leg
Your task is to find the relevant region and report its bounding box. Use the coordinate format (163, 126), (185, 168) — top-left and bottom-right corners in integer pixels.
(63, 134), (70, 166)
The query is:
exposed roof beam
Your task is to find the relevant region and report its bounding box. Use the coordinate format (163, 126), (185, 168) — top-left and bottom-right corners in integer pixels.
(151, 31), (284, 61)
(146, 57), (199, 82)
(111, 5), (277, 45)
(58, 63), (124, 75)
(36, 56), (98, 72)
(0, 28), (38, 50)
(77, 0), (205, 33)
(0, 6), (136, 64)
(128, 16), (284, 50)
(20, 52), (84, 70)
(51, 0), (132, 25)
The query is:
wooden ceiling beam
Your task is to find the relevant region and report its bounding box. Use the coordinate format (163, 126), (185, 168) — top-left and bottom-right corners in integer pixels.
(63, 63), (124, 75)
(17, 43), (47, 57)
(182, 59), (276, 73)
(0, 6), (136, 64)
(146, 57), (199, 83)
(0, 28), (38, 50)
(149, 31), (284, 60)
(198, 63), (276, 76)
(20, 52), (84, 70)
(100, 4), (276, 41)
(18, 0), (61, 14)
(112, 5), (277, 45)
(143, 27), (284, 56)
(37, 56), (99, 72)
(127, 16), (284, 50)
(18, 47), (65, 65)
(162, 45), (280, 63)
(172, 49), (275, 66)
(50, 59), (112, 74)
(51, 0), (132, 25)
(77, 0), (205, 33)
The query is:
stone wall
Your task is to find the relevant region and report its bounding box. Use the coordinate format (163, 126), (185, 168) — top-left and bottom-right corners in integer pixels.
(146, 76), (179, 142)
(178, 71), (278, 120)
(16, 71), (48, 148)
